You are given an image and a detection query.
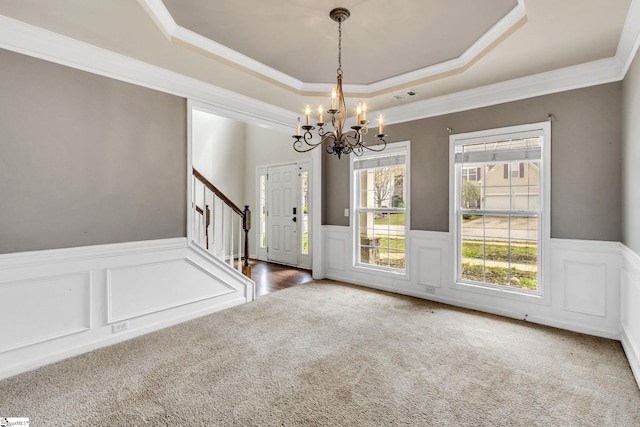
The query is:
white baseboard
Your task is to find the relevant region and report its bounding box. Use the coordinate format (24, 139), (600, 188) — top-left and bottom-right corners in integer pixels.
(323, 227), (623, 339)
(0, 238), (253, 380)
(324, 226), (637, 386)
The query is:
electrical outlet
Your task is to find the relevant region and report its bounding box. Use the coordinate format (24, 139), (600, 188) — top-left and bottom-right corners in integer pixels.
(424, 286), (435, 294)
(344, 208), (349, 217)
(112, 321), (129, 333)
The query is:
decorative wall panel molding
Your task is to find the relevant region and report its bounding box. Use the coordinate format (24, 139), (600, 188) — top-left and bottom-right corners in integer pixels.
(0, 272), (91, 353)
(563, 261), (607, 317)
(327, 233), (347, 272)
(416, 247), (442, 288)
(107, 258), (235, 323)
(323, 227), (623, 341)
(0, 238), (253, 380)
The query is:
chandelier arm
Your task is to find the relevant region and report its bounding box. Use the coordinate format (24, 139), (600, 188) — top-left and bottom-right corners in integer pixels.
(343, 132), (360, 147)
(361, 138), (387, 152)
(293, 131), (331, 153)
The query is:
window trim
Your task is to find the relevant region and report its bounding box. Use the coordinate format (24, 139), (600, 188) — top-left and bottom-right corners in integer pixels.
(350, 141), (411, 278)
(449, 122), (551, 303)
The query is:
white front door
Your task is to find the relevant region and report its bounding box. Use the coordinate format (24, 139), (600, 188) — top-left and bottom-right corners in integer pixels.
(267, 164), (298, 266)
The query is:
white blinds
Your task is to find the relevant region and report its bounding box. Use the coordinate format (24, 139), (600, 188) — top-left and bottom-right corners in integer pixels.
(455, 147), (541, 164)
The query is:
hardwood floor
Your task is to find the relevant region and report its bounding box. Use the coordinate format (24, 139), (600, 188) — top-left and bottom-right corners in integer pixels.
(247, 259), (313, 297)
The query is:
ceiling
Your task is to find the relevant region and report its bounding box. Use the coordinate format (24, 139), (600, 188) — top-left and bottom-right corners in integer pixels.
(161, 0), (519, 86)
(0, 0), (635, 126)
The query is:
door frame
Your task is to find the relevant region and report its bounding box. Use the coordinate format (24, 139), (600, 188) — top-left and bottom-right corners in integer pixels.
(256, 159), (312, 269)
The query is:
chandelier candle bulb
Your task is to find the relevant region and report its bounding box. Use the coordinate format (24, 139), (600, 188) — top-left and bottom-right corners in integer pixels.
(331, 89), (337, 110)
(318, 105), (323, 124)
(362, 102), (367, 123)
(378, 114), (384, 135)
(356, 104), (362, 125)
(305, 105), (311, 126)
(297, 117), (301, 136)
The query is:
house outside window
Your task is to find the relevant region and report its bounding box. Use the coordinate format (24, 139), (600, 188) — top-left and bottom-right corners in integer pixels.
(462, 166), (479, 182)
(353, 142), (409, 273)
(451, 122), (550, 296)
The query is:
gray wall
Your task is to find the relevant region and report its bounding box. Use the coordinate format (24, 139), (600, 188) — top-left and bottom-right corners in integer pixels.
(623, 48), (640, 254)
(0, 49), (187, 254)
(324, 83), (622, 242)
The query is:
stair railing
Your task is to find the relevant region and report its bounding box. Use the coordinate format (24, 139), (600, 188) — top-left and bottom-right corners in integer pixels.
(192, 168), (251, 278)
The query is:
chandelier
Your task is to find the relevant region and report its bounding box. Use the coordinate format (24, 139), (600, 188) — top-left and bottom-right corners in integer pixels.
(292, 7), (387, 159)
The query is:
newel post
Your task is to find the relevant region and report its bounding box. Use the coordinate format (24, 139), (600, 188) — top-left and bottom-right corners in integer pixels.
(242, 205), (251, 278)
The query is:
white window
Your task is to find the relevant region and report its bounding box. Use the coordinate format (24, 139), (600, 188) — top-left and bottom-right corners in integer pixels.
(353, 142), (409, 273)
(451, 122), (550, 296)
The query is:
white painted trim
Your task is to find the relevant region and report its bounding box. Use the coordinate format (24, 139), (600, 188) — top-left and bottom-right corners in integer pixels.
(0, 238), (252, 380)
(336, 0), (527, 94)
(0, 238), (187, 269)
(618, 0), (640, 77)
(139, 0), (524, 94)
(136, 0), (177, 39)
(349, 141), (411, 278)
(621, 244), (640, 388)
(0, 15), (297, 134)
(311, 149), (324, 279)
(0, 296), (244, 381)
(383, 58), (623, 125)
(410, 230), (451, 242)
(622, 328), (640, 388)
(0, 272), (92, 353)
(188, 239), (252, 284)
(325, 270), (621, 340)
(1, 9), (637, 132)
(448, 121), (551, 304)
(622, 243), (640, 272)
(105, 258), (236, 323)
(322, 225), (623, 339)
(551, 238), (622, 254)
(138, 0), (304, 90)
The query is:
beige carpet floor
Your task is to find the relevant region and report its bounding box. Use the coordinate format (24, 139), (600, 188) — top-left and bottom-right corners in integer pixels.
(1, 280), (639, 426)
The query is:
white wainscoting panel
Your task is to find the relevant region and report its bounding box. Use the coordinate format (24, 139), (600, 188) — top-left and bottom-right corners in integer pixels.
(549, 239), (621, 337)
(107, 258), (235, 323)
(326, 227), (347, 272)
(412, 231), (451, 289)
(0, 272), (91, 352)
(564, 261), (607, 316)
(621, 245), (640, 387)
(322, 227), (623, 341)
(417, 247), (441, 287)
(0, 238), (253, 380)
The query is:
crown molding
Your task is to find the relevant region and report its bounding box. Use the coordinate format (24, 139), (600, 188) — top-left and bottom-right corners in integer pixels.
(1, 0), (639, 132)
(382, 56), (624, 125)
(618, 0), (640, 77)
(138, 0), (526, 94)
(0, 14), (297, 134)
(139, 0), (306, 91)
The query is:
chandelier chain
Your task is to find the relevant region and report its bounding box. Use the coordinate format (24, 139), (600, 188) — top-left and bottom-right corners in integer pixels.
(337, 21), (343, 76)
